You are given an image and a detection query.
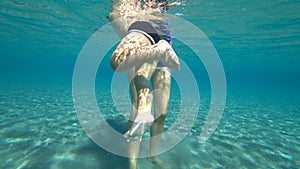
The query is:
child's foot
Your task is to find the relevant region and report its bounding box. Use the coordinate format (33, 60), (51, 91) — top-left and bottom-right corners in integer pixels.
(157, 40), (180, 70)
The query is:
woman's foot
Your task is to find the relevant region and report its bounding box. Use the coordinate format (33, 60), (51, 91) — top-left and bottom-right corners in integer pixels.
(124, 112), (154, 142)
(150, 156), (171, 169)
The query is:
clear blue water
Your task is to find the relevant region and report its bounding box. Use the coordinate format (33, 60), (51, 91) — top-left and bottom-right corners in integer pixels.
(1, 0), (300, 168)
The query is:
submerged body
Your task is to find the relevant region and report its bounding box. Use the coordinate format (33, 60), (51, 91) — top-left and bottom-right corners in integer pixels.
(109, 0), (181, 169)
(109, 0), (180, 72)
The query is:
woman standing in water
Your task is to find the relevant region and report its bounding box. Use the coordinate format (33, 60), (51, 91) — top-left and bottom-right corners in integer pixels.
(109, 0), (182, 168)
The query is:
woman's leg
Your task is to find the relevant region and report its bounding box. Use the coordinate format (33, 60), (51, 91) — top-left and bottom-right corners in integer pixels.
(150, 68), (171, 169)
(127, 63), (157, 169)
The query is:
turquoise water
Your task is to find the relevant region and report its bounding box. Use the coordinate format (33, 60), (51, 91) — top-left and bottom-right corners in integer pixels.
(1, 0), (300, 168)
